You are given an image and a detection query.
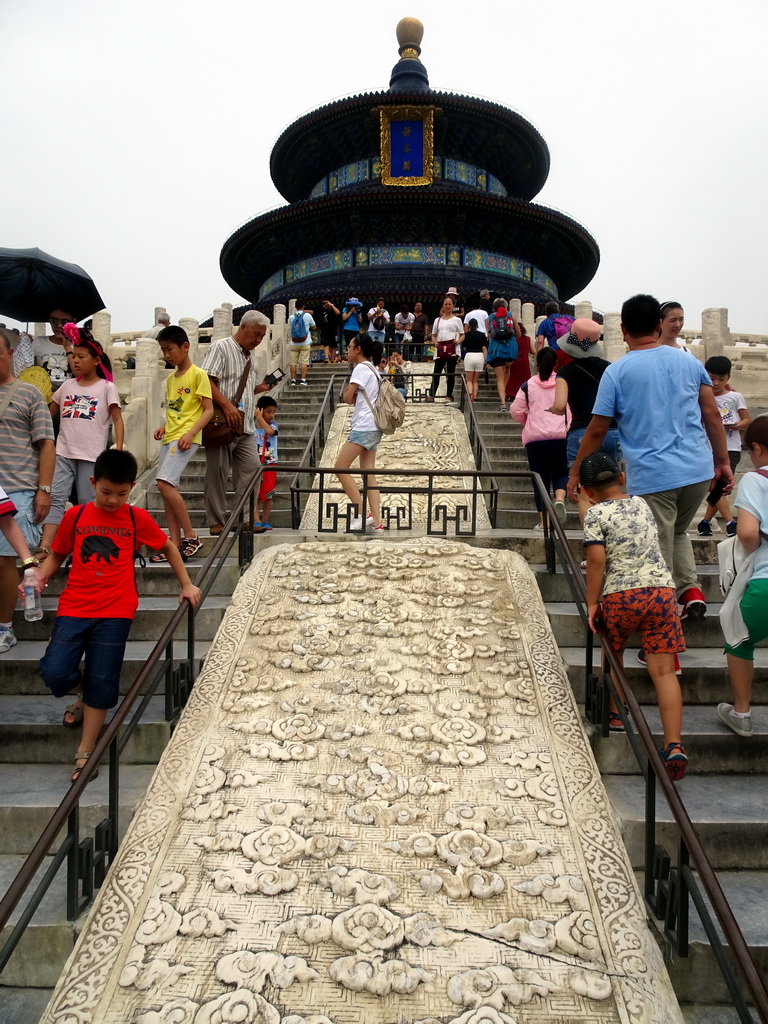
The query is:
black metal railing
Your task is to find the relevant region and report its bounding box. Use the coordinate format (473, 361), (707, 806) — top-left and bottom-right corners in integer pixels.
(0, 466), (263, 974)
(2, 385), (766, 1021)
(289, 373), (499, 532)
(537, 486), (768, 1024)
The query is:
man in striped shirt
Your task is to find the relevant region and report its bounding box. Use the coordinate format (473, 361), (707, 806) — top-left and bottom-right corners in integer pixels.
(0, 329), (55, 653)
(201, 311), (272, 535)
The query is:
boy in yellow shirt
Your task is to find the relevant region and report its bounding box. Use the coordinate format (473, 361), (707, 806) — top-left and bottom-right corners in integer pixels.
(152, 326), (213, 561)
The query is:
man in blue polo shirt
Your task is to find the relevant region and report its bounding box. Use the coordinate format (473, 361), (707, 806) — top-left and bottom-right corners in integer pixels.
(567, 293), (732, 621)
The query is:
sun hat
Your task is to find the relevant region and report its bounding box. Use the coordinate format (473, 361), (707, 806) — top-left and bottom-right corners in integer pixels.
(557, 317), (603, 360)
(445, 286), (459, 297)
(346, 297), (362, 307)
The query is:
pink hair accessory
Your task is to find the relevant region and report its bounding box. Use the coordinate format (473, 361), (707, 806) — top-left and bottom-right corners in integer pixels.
(62, 323), (81, 345)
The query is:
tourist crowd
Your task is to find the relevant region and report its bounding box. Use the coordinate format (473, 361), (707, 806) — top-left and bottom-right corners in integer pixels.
(0, 288), (765, 787)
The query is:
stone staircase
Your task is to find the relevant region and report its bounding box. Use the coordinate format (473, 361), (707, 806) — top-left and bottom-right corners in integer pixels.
(470, 385), (767, 1019)
(0, 368), (342, 1018)
(1, 362), (765, 1021)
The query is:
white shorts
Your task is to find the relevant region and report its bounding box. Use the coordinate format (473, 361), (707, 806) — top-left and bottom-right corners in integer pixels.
(157, 441), (199, 487)
(464, 352), (485, 373)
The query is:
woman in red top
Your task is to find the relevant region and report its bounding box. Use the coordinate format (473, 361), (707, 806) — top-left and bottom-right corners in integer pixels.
(506, 322), (532, 400)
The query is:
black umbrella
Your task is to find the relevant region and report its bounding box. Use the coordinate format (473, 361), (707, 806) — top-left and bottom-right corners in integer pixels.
(0, 246), (106, 323)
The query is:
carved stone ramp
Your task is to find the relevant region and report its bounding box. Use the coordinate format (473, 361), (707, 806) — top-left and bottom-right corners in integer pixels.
(41, 541), (682, 1024)
(301, 405), (492, 531)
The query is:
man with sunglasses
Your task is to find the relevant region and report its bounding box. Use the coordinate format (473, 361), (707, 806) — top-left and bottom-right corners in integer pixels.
(33, 309), (77, 388)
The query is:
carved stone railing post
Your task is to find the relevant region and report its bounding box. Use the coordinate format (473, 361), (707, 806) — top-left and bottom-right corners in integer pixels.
(509, 298), (522, 322)
(521, 302), (536, 340)
(702, 307), (729, 359)
(91, 311), (111, 346)
(273, 304), (287, 326)
(153, 306), (168, 327)
(212, 307), (232, 342)
(179, 318), (200, 363)
(122, 338), (164, 473)
(603, 312), (624, 363)
(288, 299), (297, 317)
(574, 300), (593, 320)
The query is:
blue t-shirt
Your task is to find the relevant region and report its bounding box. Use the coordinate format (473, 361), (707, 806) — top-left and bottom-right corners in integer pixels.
(254, 423), (278, 464)
(734, 470), (768, 581)
(591, 345), (713, 495)
(343, 307), (362, 332)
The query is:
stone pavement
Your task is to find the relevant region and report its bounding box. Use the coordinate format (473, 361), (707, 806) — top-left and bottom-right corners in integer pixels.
(41, 541), (682, 1024)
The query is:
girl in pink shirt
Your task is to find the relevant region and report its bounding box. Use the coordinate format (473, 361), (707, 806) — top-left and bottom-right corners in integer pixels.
(38, 326), (124, 557)
(510, 347), (569, 530)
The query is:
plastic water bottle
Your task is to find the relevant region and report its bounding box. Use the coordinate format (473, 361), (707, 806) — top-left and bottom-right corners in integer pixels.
(22, 568), (43, 622)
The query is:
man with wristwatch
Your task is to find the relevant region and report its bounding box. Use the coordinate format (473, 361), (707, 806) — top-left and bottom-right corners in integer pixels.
(0, 329), (55, 654)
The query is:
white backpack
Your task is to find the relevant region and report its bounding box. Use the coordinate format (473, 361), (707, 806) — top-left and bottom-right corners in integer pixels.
(359, 365), (406, 435)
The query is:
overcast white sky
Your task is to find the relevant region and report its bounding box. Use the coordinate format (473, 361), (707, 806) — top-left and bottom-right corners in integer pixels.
(2, 0), (766, 334)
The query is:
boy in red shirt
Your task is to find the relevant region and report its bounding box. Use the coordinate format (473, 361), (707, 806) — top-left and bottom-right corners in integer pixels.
(26, 450), (201, 782)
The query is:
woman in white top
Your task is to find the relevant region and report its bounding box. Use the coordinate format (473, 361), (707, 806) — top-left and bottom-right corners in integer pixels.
(333, 334), (385, 532)
(659, 301), (690, 351)
(428, 299), (464, 403)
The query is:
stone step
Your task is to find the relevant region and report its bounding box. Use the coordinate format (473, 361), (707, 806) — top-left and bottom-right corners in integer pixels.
(561, 647), (768, 707)
(605, 774), (768, 870)
(537, 565), (724, 603)
(680, 1007), (759, 1024)
(150, 508), (294, 530)
(544, 602), (759, 649)
(0, 763), (156, 855)
(665, 872), (768, 1006)
(0, 640), (212, 695)
(0, 853), (72, 987)
(42, 560), (241, 598)
(0, 987), (53, 1024)
(12, 596), (229, 642)
(593, 705), (768, 776)
(0, 696), (170, 766)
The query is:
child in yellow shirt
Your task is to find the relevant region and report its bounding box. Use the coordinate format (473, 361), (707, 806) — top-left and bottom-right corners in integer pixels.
(152, 327), (213, 561)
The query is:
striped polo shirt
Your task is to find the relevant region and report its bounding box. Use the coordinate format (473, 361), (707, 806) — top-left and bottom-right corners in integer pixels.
(0, 380), (55, 493)
(201, 336), (258, 434)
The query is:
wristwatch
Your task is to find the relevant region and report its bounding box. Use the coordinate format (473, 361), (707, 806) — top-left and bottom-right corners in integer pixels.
(38, 485), (51, 494)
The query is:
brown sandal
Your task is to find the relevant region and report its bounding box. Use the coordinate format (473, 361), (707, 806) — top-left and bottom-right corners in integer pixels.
(63, 702), (84, 728)
(71, 751), (98, 784)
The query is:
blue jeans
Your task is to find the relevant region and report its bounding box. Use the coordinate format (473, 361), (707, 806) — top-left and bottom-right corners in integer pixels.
(40, 616), (133, 709)
(367, 330), (385, 344)
(567, 427), (622, 466)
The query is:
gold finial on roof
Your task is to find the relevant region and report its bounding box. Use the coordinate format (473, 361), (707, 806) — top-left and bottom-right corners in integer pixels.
(396, 17), (423, 61)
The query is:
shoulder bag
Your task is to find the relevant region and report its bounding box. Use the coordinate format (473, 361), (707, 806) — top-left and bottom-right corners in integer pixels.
(0, 379), (22, 423)
(202, 360), (251, 448)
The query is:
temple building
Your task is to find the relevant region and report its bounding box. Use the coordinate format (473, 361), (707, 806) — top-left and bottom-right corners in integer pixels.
(219, 18), (599, 315)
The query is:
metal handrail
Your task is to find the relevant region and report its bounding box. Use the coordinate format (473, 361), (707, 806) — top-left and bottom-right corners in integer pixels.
(289, 372), (500, 531)
(536, 487), (768, 1023)
(2, 411), (765, 1017)
(0, 464), (264, 969)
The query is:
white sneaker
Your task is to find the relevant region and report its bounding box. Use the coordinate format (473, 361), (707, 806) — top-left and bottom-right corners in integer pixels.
(717, 702), (753, 737)
(299, 379), (309, 386)
(554, 500), (567, 526)
(0, 628), (17, 654)
(349, 515), (374, 531)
